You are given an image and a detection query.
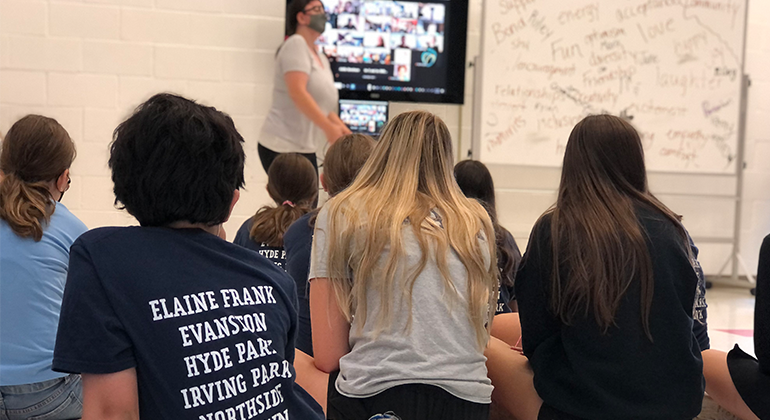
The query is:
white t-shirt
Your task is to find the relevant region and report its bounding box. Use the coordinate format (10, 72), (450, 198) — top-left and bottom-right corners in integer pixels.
(260, 35), (339, 154)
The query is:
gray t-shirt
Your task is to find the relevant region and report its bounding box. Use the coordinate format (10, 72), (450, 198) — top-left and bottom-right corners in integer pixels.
(308, 206), (494, 404)
(260, 34), (339, 154)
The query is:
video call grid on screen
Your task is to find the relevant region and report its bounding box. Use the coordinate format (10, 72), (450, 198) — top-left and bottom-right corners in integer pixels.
(308, 1), (466, 104)
(339, 99), (389, 137)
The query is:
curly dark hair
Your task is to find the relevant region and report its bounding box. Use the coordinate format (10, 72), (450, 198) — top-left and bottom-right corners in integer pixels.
(109, 93), (245, 227)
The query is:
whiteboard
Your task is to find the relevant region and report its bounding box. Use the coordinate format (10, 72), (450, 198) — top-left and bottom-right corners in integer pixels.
(474, 0), (747, 173)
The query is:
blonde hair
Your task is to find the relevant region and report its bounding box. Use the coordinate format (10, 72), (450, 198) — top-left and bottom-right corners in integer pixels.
(320, 110), (498, 348)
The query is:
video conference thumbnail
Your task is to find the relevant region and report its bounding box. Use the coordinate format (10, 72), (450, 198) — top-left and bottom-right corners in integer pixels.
(318, 1), (446, 83)
(339, 100), (389, 136)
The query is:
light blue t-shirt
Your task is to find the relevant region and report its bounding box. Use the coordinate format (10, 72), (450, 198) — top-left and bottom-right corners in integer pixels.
(0, 202), (87, 385)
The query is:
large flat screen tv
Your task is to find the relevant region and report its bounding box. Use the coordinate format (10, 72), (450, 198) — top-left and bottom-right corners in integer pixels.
(288, 1), (469, 104)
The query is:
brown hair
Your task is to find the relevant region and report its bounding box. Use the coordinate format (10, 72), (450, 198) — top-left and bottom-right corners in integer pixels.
(286, 0), (317, 35)
(308, 133), (375, 227)
(324, 133), (375, 196)
(454, 159), (521, 287)
(0, 115), (76, 241)
(249, 153), (318, 246)
(546, 114), (685, 340)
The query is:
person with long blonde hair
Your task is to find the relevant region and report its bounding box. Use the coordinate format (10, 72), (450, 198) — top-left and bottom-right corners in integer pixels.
(308, 110), (498, 420)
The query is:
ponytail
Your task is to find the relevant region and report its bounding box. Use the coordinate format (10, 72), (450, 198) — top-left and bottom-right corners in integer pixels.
(0, 173), (55, 241)
(249, 201), (314, 247)
(249, 153), (317, 247)
(0, 114), (76, 241)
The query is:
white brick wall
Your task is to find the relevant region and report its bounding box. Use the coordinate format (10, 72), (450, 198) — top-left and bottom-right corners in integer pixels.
(0, 0), (768, 276)
(0, 0), (287, 235)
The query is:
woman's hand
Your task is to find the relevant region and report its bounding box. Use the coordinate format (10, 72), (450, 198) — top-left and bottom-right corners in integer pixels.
(323, 123), (347, 144)
(329, 113), (352, 137)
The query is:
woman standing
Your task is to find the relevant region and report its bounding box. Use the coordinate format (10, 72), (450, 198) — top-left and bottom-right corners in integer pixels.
(0, 115), (87, 419)
(259, 0), (350, 173)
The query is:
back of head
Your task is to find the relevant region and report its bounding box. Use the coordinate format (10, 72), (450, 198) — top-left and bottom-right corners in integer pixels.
(561, 114), (647, 197)
(323, 133), (375, 196)
(351, 110), (456, 201)
(250, 153), (317, 246)
(454, 159), (520, 286)
(0, 115), (75, 241)
(109, 93), (245, 227)
(325, 110), (498, 348)
(550, 114), (683, 339)
(454, 159), (496, 213)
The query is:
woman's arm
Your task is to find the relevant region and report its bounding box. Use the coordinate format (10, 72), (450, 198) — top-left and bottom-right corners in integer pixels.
(328, 112), (352, 135)
(285, 72), (345, 144)
(309, 278), (351, 373)
(82, 369), (139, 420)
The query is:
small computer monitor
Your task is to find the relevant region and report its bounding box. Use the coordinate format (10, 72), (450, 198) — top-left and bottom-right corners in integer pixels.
(339, 99), (389, 138)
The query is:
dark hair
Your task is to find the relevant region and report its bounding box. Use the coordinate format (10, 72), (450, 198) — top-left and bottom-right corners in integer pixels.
(286, 0), (316, 35)
(454, 159), (521, 287)
(249, 154), (317, 246)
(109, 93), (245, 227)
(547, 114), (685, 340)
(0, 115), (75, 241)
(308, 133), (375, 227)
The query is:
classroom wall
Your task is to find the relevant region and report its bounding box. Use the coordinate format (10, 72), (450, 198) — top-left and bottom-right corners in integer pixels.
(0, 0), (768, 276)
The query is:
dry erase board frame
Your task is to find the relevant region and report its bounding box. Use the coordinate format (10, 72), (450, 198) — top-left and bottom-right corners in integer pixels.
(472, 0), (747, 174)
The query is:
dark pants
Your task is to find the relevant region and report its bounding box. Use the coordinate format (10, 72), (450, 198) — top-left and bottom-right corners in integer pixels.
(257, 143), (317, 174)
(326, 371), (489, 420)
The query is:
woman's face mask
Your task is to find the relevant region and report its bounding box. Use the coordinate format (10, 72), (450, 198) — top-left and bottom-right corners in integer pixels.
(308, 12), (327, 33)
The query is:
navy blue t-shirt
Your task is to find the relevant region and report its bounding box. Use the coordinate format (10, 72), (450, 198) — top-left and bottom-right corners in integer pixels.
(53, 227), (324, 420)
(688, 232), (710, 351)
(234, 218), (287, 270)
(495, 229), (520, 315)
(282, 213), (315, 357)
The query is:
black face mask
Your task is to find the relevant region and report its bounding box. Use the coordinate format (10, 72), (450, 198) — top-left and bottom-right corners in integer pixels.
(57, 177), (71, 203)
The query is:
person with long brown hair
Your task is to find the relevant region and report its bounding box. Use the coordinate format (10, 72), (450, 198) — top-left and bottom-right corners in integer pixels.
(234, 153), (318, 269)
(309, 111), (498, 420)
(0, 115), (86, 419)
(486, 114), (704, 420)
(454, 159), (523, 346)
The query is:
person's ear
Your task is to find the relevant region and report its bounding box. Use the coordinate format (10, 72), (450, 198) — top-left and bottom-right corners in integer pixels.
(297, 11), (309, 26)
(320, 173), (329, 193)
(56, 169), (70, 193)
(224, 190), (240, 223)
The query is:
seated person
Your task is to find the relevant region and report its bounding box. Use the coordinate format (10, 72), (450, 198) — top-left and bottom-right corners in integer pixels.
(700, 234), (768, 420)
(284, 133), (375, 411)
(0, 115), (87, 420)
(52, 93), (324, 420)
(486, 115), (704, 420)
(454, 159), (522, 345)
(234, 153), (318, 270)
(724, 234), (769, 420)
